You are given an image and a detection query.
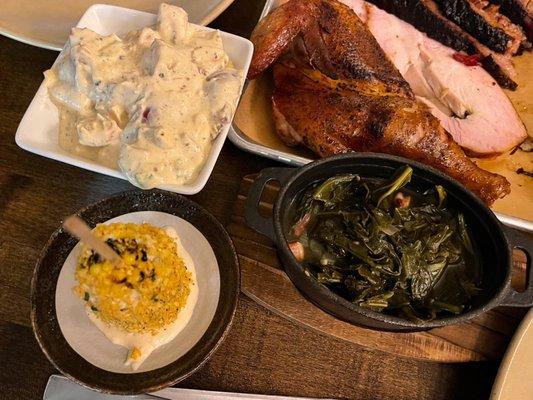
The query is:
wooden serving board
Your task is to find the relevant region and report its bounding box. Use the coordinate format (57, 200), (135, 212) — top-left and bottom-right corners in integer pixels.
(228, 174), (530, 363)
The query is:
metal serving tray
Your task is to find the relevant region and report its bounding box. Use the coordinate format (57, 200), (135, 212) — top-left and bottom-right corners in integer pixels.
(227, 0), (533, 233)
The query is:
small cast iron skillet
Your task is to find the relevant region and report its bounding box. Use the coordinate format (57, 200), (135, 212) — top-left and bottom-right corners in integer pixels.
(31, 190), (240, 394)
(245, 153), (533, 331)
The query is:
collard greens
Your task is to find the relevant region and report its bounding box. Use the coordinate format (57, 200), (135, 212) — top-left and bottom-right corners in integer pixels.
(288, 166), (482, 322)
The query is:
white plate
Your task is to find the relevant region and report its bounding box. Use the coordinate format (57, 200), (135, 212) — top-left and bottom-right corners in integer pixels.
(15, 4), (253, 195)
(0, 0), (235, 51)
(490, 309), (533, 400)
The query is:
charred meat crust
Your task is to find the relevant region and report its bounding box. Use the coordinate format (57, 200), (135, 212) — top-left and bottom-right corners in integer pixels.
(365, 0), (518, 89)
(315, 0), (413, 96)
(248, 0), (317, 79)
(272, 63), (511, 204)
(248, 0), (413, 93)
(437, 0), (520, 54)
(491, 0), (533, 41)
(367, 0), (477, 53)
(251, 0), (512, 205)
(271, 98), (303, 146)
(480, 55), (517, 89)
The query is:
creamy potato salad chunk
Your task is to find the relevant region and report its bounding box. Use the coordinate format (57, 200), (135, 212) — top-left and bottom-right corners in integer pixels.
(45, 3), (243, 188)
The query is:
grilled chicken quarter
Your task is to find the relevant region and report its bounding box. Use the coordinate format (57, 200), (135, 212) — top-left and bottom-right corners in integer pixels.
(248, 0), (511, 205)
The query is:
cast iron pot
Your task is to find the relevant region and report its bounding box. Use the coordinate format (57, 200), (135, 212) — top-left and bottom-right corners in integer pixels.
(245, 153), (533, 331)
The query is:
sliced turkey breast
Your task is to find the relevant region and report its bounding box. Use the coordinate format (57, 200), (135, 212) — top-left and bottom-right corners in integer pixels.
(343, 0), (527, 155)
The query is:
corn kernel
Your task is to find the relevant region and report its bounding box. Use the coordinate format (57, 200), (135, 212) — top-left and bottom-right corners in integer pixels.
(74, 223), (191, 334)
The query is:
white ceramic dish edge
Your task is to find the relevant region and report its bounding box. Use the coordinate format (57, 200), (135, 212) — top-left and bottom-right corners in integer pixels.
(0, 0), (236, 51)
(15, 4), (253, 195)
(0, 27), (62, 51)
(490, 309), (533, 400)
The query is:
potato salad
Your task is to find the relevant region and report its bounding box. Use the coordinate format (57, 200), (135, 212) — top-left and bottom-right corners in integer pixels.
(44, 3), (242, 188)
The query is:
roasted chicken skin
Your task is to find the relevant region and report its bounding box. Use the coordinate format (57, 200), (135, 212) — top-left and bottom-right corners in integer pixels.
(248, 0), (511, 204)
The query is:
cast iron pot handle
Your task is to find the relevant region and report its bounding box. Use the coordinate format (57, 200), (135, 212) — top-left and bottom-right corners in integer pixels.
(500, 226), (533, 307)
(245, 167), (295, 241)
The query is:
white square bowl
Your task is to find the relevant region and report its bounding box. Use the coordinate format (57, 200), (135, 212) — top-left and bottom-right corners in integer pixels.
(15, 4), (253, 195)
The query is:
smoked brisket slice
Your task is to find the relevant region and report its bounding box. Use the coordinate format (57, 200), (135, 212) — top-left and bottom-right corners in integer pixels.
(366, 0), (476, 52)
(492, 0), (533, 40)
(480, 54), (518, 89)
(366, 0), (518, 89)
(368, 0), (478, 54)
(437, 0), (527, 54)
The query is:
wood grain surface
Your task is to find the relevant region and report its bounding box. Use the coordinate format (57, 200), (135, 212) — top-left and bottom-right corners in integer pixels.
(229, 176), (529, 364)
(0, 0), (528, 399)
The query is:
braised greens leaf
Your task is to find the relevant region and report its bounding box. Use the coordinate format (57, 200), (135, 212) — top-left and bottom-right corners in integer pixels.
(288, 166), (481, 322)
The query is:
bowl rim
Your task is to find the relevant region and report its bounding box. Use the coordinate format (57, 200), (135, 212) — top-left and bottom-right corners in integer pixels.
(30, 189), (240, 394)
(272, 152), (512, 330)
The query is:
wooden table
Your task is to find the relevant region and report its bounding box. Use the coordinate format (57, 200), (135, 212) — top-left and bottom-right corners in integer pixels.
(0, 0), (506, 398)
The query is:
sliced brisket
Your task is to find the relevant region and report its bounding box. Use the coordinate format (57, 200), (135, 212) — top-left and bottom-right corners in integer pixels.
(364, 0), (476, 52)
(492, 0), (533, 40)
(437, 0), (528, 54)
(366, 0), (518, 89)
(480, 54), (517, 88)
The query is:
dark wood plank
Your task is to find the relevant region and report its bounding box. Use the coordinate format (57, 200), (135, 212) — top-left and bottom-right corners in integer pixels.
(183, 297), (498, 400)
(0, 320), (57, 399)
(0, 239), (40, 327)
(0, 299), (498, 400)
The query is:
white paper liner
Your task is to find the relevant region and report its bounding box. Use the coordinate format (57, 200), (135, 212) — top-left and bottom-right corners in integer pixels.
(55, 211), (220, 373)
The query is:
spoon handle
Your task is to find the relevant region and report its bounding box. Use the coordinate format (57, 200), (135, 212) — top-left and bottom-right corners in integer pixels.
(62, 215), (121, 264)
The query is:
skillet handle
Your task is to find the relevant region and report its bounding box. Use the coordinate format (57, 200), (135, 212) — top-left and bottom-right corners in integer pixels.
(499, 226), (533, 307)
(244, 167), (294, 242)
